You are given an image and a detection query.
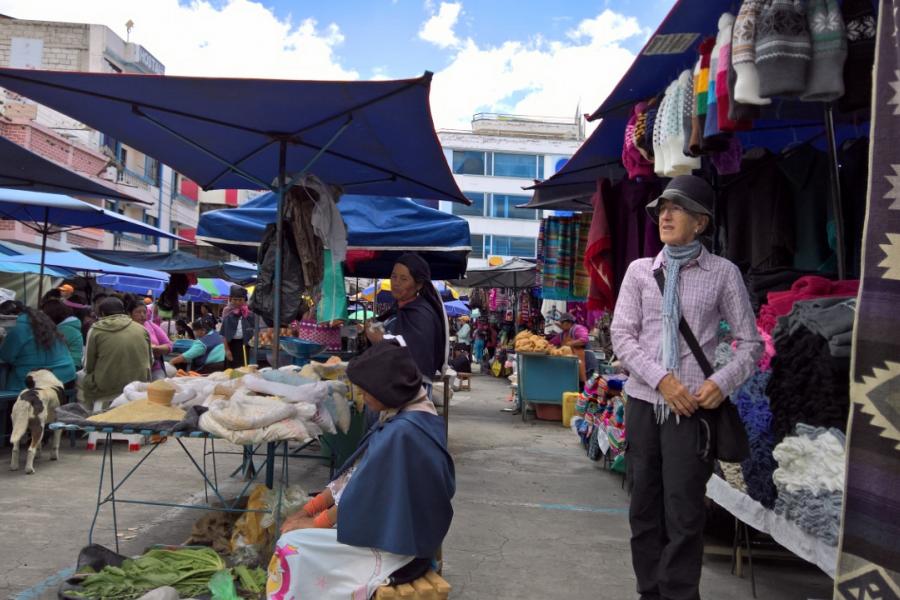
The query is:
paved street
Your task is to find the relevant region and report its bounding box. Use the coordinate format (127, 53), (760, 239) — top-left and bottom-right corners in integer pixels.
(0, 374), (833, 599)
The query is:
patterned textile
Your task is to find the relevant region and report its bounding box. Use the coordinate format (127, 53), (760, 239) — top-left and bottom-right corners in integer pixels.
(538, 214), (590, 301)
(584, 179), (615, 312)
(836, 3), (900, 596)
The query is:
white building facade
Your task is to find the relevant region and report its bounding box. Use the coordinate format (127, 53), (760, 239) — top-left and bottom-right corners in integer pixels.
(437, 114), (583, 269)
(0, 16), (198, 253)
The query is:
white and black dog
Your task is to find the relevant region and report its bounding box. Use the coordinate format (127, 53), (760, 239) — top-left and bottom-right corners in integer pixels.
(10, 369), (65, 474)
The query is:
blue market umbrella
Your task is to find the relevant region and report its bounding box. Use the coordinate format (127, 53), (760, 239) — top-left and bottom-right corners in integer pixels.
(443, 300), (471, 317)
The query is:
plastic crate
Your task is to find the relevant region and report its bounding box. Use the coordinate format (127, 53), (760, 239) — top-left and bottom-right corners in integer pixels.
(535, 403), (563, 421)
(562, 392), (580, 427)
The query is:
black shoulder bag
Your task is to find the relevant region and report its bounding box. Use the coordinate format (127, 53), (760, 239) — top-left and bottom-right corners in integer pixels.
(653, 269), (750, 463)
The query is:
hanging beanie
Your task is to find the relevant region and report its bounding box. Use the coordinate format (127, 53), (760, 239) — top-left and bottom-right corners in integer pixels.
(690, 37), (717, 155)
(667, 71), (701, 177)
(623, 103), (655, 179)
(653, 83), (674, 177)
(728, 36), (763, 121)
(703, 14), (735, 151)
(688, 56), (704, 156)
(642, 104), (659, 161)
(682, 71), (695, 158)
(717, 14), (754, 131)
(802, 0), (847, 101)
(710, 135), (744, 176)
(838, 0), (876, 112)
(733, 0), (774, 105)
(755, 0), (812, 98)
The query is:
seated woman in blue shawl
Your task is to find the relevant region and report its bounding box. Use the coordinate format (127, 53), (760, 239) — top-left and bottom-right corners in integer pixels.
(267, 340), (455, 600)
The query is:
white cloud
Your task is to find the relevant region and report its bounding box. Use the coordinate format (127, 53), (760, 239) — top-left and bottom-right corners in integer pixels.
(428, 8), (644, 130)
(0, 0), (358, 80)
(418, 2), (462, 49)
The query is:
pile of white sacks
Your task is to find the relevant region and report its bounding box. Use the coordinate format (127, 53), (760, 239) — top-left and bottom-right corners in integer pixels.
(108, 361), (352, 445)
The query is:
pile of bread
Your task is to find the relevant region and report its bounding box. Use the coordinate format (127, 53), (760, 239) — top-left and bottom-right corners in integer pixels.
(513, 331), (574, 357)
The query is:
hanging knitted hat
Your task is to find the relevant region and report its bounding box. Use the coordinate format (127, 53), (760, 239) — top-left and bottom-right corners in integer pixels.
(668, 70), (701, 176)
(732, 0), (772, 105)
(622, 103), (655, 179)
(642, 104), (658, 160)
(710, 135), (744, 176)
(755, 0), (812, 98)
(681, 71), (695, 158)
(728, 36), (763, 121)
(837, 0), (876, 112)
(717, 14), (754, 131)
(652, 85), (673, 177)
(690, 37), (717, 155)
(802, 0), (847, 102)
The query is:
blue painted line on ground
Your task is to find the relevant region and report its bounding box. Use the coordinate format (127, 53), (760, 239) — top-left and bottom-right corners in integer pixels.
(14, 567), (75, 600)
(536, 502), (628, 514)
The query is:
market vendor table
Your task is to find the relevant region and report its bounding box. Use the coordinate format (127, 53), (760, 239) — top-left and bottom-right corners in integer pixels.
(705, 474), (838, 578)
(50, 422), (327, 552)
(515, 353), (580, 422)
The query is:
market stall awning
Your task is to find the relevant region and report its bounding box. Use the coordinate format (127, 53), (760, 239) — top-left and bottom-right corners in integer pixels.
(197, 193), (471, 278)
(3, 250), (168, 279)
(96, 274), (214, 303)
(0, 188), (184, 240)
(0, 68), (467, 204)
(0, 260), (70, 277)
(530, 0), (870, 208)
(450, 258), (537, 289)
(0, 135), (146, 203)
(79, 249), (224, 275)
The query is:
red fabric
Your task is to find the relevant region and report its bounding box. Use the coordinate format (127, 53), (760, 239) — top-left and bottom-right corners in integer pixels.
(344, 249), (378, 273)
(583, 178), (615, 312)
(757, 276), (860, 333)
(716, 44), (752, 132)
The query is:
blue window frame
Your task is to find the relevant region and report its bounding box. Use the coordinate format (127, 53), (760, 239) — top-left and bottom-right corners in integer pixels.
(453, 192), (487, 217)
(470, 234), (485, 259)
(493, 153), (541, 178)
(491, 235), (536, 258)
(452, 150), (488, 175)
(491, 194), (536, 220)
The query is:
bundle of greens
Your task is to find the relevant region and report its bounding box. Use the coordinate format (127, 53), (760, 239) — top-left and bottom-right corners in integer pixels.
(73, 547), (226, 600)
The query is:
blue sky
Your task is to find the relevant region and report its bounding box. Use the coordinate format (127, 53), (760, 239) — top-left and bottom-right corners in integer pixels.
(252, 0), (672, 79)
(1, 0), (675, 128)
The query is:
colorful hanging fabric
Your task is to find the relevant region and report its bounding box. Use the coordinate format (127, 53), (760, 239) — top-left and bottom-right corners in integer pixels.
(538, 214), (590, 301)
(584, 179), (615, 312)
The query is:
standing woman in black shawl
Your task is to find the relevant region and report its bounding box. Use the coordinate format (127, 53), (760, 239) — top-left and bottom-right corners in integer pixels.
(366, 253), (448, 398)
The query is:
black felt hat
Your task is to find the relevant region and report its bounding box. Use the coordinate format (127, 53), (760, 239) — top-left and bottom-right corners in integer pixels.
(348, 340), (423, 408)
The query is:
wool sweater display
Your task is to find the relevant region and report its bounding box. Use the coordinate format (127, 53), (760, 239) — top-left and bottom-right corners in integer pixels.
(772, 424), (846, 546)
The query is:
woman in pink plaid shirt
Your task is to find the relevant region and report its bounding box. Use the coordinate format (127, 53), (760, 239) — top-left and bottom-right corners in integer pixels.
(611, 175), (761, 600)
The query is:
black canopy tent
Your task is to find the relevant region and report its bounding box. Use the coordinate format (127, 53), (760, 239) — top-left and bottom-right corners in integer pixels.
(451, 258), (537, 325)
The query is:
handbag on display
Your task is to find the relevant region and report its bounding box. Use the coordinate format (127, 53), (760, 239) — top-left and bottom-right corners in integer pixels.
(652, 269), (750, 463)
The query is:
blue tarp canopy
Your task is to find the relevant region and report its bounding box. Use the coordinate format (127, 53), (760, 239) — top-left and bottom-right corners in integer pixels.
(529, 0), (871, 207)
(0, 136), (145, 203)
(0, 188), (184, 240)
(96, 274), (214, 303)
(0, 68), (467, 204)
(0, 261), (69, 277)
(197, 193), (472, 279)
(3, 250), (169, 279)
(77, 249), (255, 282)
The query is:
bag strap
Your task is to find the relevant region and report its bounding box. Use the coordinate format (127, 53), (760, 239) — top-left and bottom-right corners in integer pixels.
(653, 268), (714, 379)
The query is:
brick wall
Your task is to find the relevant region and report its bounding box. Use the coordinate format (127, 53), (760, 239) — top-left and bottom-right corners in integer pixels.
(0, 119), (109, 175)
(0, 20), (89, 71)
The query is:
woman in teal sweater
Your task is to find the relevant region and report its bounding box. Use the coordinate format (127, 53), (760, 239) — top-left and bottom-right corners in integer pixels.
(0, 303), (76, 390)
(42, 299), (84, 369)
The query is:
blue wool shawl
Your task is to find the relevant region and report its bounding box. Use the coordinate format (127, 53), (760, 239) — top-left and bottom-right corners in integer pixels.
(336, 410), (455, 558)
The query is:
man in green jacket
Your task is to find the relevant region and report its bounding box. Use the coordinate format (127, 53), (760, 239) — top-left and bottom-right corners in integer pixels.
(79, 297), (152, 411)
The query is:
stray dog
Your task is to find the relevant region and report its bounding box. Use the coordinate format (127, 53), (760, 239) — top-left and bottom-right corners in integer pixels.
(10, 370), (65, 474)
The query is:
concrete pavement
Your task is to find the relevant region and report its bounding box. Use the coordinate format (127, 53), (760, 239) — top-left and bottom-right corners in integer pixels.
(0, 373), (833, 599)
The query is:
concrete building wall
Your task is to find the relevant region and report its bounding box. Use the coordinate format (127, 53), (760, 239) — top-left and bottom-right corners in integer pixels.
(437, 117), (582, 269)
(0, 17), (195, 255)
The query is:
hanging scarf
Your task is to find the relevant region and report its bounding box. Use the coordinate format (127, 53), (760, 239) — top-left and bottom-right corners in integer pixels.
(224, 303), (250, 319)
(659, 241), (703, 374)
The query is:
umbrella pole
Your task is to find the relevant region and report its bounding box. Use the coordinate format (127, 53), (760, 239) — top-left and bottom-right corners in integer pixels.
(824, 105), (846, 280)
(271, 140), (288, 369)
(37, 207), (49, 301)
